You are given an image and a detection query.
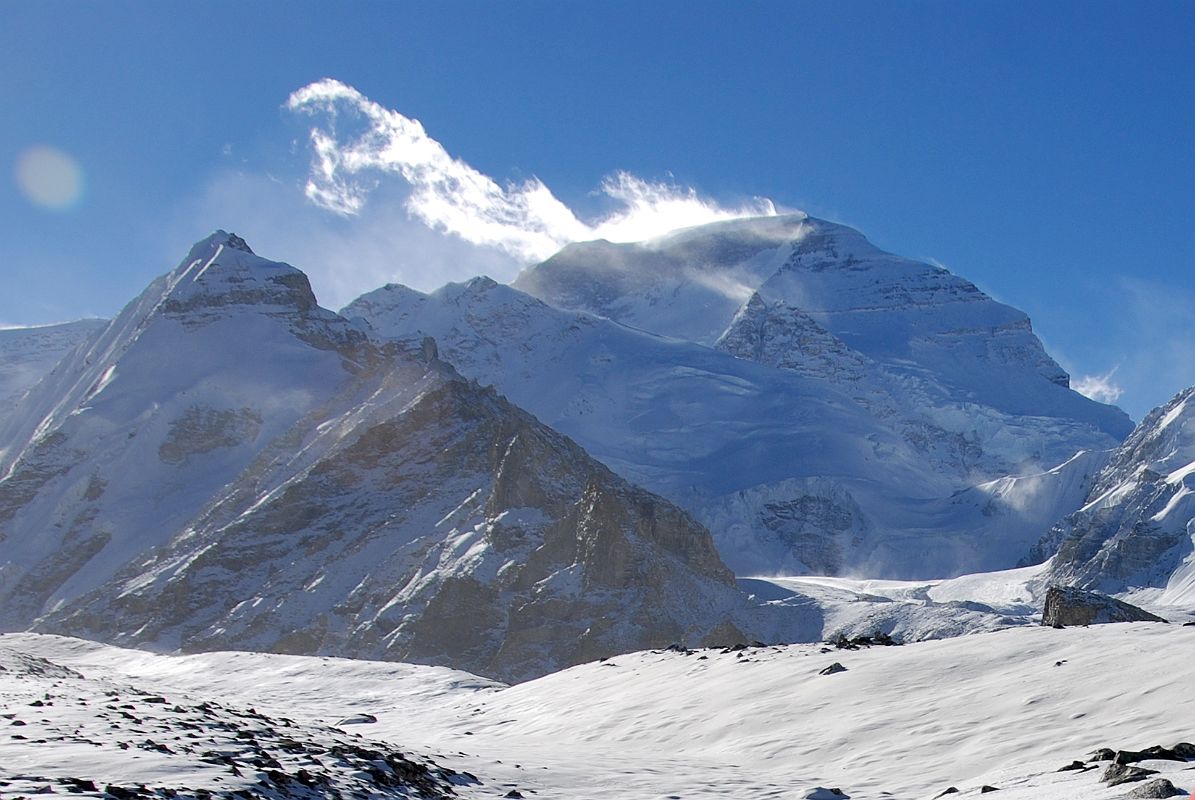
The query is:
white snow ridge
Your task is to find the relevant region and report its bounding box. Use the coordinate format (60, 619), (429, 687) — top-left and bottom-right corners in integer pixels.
(1, 221), (1193, 799)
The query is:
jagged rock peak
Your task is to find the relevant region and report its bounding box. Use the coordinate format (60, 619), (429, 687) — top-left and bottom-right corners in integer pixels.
(158, 231), (318, 316)
(224, 231), (253, 253)
(190, 229), (254, 254)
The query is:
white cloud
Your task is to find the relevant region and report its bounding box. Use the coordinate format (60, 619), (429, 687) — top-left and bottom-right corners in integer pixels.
(286, 79), (776, 262)
(1072, 368), (1124, 405)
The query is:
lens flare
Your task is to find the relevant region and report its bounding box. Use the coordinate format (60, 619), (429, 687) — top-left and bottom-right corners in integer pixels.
(15, 145), (84, 211)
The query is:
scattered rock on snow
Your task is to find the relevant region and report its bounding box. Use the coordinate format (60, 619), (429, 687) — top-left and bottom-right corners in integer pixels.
(1041, 586), (1167, 627)
(1114, 745), (1190, 764)
(828, 632), (901, 650)
(819, 662), (847, 675)
(804, 787), (849, 800)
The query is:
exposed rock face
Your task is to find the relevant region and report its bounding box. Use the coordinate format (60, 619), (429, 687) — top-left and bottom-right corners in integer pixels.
(157, 406), (263, 465)
(0, 233), (757, 682)
(1041, 586), (1166, 627)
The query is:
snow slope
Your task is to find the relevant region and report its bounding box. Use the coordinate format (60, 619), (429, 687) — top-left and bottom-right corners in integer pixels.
(0, 319), (107, 443)
(5, 625), (1193, 800)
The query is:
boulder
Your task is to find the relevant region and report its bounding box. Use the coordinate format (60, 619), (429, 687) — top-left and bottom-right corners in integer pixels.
(804, 789), (848, 800)
(1127, 779), (1185, 798)
(1041, 586), (1166, 627)
(1102, 763), (1159, 787)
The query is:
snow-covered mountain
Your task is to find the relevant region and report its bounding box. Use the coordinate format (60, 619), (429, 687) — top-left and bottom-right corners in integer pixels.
(0, 233), (766, 682)
(1035, 385), (1195, 609)
(515, 215), (1123, 424)
(343, 216), (1129, 578)
(0, 319), (107, 438)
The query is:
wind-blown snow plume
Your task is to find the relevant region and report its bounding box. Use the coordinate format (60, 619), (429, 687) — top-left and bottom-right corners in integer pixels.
(286, 79), (776, 261)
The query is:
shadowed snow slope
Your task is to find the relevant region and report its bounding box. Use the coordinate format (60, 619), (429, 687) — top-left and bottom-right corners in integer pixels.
(5, 625), (1193, 800)
(0, 319), (107, 443)
(0, 233), (767, 682)
(344, 216), (1128, 578)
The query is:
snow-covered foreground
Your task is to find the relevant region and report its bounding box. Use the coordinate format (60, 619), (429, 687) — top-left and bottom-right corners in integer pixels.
(3, 625), (1193, 800)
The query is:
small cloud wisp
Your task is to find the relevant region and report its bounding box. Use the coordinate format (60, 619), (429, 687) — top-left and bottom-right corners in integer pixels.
(1072, 368), (1124, 405)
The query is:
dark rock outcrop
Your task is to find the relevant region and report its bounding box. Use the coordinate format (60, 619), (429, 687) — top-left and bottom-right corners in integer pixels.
(1041, 586), (1166, 627)
(1102, 763), (1159, 787)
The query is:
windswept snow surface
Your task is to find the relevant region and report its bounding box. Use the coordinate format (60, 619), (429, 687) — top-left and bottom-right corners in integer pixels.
(4, 626), (1193, 800)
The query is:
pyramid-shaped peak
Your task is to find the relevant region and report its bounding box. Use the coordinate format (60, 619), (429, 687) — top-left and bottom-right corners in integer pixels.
(162, 232), (316, 315)
(190, 230), (254, 255)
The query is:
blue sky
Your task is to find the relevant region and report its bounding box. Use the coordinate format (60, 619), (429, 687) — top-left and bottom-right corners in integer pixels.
(2, 0), (1193, 420)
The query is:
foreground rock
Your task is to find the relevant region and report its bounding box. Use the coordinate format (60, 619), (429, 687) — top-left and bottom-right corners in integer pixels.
(1040, 586), (1166, 627)
(1127, 779), (1187, 798)
(1103, 763), (1160, 787)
